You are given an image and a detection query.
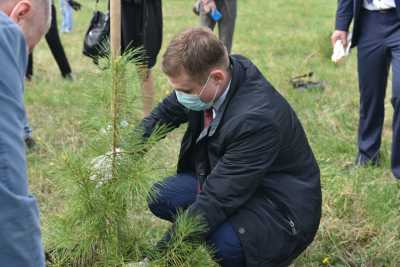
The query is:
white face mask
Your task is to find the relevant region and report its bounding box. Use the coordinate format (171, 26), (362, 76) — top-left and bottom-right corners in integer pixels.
(175, 74), (219, 111)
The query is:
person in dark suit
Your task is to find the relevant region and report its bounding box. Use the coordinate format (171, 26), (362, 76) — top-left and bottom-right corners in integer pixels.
(332, 0), (400, 178)
(138, 27), (321, 267)
(26, 2), (73, 80)
(121, 0), (162, 116)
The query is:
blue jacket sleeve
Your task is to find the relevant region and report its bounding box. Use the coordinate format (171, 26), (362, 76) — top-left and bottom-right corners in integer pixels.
(0, 15), (45, 267)
(335, 0), (354, 31)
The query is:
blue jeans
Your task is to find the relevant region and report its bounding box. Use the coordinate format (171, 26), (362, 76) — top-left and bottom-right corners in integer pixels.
(148, 173), (246, 267)
(60, 0), (73, 32)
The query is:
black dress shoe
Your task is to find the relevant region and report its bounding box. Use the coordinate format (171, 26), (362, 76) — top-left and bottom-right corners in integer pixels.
(355, 153), (380, 167)
(63, 73), (74, 81)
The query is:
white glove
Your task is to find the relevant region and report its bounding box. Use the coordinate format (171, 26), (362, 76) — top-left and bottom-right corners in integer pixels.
(89, 148), (123, 187)
(331, 39), (351, 63)
(99, 120), (129, 135)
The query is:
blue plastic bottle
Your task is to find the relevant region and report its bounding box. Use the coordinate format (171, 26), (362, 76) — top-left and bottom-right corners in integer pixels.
(210, 8), (222, 21)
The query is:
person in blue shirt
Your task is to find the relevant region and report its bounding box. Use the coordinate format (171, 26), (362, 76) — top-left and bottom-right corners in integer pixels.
(0, 0), (51, 266)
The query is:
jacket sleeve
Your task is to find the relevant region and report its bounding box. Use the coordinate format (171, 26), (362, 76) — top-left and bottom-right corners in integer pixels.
(187, 114), (282, 234)
(135, 91), (189, 140)
(0, 19), (45, 267)
(335, 0), (354, 31)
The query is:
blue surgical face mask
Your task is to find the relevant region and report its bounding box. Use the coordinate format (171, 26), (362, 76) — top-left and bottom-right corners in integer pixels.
(175, 75), (219, 111)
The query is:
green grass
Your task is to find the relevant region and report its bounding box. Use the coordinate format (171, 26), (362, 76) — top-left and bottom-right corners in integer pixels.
(26, 0), (400, 266)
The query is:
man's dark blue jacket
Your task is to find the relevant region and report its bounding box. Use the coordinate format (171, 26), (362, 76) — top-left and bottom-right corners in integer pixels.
(335, 0), (400, 47)
(140, 55), (322, 266)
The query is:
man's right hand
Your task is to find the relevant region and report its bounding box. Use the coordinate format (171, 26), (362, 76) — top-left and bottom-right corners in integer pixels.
(201, 0), (216, 14)
(331, 30), (348, 48)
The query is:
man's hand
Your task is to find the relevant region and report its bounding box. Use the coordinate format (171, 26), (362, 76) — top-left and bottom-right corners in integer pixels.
(331, 30), (348, 48)
(201, 0), (216, 14)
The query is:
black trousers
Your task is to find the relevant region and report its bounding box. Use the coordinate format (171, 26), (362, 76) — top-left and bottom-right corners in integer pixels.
(26, 4), (72, 78)
(121, 0), (162, 69)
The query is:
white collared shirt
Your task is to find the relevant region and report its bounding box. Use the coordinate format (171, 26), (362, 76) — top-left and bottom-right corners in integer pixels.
(364, 0), (396, 10)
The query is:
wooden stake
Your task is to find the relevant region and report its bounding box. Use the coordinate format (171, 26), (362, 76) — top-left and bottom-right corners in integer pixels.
(110, 0), (121, 174)
(110, 0), (121, 59)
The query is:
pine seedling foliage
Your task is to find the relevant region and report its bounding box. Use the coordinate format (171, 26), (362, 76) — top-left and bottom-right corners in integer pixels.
(46, 51), (153, 266)
(149, 211), (218, 267)
(46, 49), (217, 266)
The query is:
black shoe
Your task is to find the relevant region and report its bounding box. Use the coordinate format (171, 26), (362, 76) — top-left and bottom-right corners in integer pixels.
(63, 73), (74, 81)
(24, 136), (36, 150)
(355, 153), (380, 167)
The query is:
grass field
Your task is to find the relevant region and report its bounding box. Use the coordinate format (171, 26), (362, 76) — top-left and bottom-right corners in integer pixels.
(26, 0), (400, 266)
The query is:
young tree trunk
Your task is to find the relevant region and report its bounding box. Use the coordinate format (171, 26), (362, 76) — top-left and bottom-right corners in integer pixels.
(110, 0), (121, 175)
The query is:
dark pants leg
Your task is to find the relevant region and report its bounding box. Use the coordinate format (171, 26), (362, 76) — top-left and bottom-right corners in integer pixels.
(45, 4), (72, 77)
(208, 222), (245, 267)
(26, 53), (33, 79)
(217, 0), (237, 54)
(148, 173), (245, 267)
(391, 50), (400, 177)
(386, 12), (400, 178)
(148, 173), (197, 221)
(356, 10), (391, 164)
(199, 0), (236, 54)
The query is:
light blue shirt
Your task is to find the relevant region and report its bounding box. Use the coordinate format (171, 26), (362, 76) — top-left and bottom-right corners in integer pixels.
(364, 0), (396, 10)
(211, 79), (231, 119)
(0, 11), (45, 267)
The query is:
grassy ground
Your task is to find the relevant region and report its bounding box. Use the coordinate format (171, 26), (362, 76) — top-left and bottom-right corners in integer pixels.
(26, 0), (400, 266)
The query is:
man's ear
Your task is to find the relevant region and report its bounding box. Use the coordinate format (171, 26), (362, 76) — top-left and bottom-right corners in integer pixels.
(210, 69), (225, 83)
(9, 0), (32, 24)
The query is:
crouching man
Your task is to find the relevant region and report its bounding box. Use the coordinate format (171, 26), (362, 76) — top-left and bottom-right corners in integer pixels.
(139, 27), (322, 267)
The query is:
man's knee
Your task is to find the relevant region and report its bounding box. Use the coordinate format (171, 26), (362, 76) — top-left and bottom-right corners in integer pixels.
(208, 223), (245, 267)
(147, 182), (173, 220)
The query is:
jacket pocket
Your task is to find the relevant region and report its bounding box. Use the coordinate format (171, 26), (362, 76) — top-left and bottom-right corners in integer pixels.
(266, 198), (298, 237)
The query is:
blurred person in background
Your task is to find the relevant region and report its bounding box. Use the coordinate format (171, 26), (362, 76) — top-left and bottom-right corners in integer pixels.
(60, 0), (80, 33)
(121, 0), (162, 116)
(26, 1), (74, 81)
(193, 0), (237, 54)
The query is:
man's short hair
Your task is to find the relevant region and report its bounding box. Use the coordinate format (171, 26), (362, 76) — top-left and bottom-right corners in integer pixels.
(162, 27), (229, 84)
